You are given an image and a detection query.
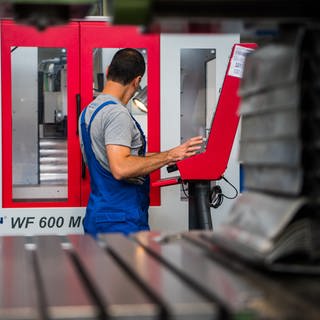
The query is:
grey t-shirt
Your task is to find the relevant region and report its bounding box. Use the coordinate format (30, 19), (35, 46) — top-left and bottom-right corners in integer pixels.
(79, 94), (145, 183)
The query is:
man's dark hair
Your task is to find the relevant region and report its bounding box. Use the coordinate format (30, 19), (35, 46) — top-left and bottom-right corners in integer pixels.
(107, 48), (146, 85)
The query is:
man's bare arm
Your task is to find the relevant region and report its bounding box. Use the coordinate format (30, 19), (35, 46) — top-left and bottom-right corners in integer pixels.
(106, 136), (203, 180)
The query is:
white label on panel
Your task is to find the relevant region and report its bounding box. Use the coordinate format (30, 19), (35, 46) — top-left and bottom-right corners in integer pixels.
(228, 45), (254, 78)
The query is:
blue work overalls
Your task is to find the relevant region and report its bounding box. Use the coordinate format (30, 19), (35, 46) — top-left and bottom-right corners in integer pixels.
(80, 100), (150, 237)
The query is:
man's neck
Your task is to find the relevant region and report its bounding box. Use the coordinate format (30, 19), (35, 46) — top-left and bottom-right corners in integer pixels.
(102, 81), (130, 105)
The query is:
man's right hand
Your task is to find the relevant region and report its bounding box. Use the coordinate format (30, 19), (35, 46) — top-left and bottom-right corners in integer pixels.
(167, 136), (204, 164)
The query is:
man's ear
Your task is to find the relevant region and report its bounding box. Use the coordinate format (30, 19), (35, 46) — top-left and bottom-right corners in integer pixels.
(133, 76), (142, 89)
(105, 66), (109, 79)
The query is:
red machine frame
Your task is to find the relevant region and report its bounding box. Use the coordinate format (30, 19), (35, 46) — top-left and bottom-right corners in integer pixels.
(1, 20), (161, 208)
(1, 21), (81, 208)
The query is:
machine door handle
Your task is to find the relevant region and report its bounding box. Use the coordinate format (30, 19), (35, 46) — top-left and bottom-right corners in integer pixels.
(167, 164), (178, 173)
(76, 93), (81, 135)
(76, 93), (86, 178)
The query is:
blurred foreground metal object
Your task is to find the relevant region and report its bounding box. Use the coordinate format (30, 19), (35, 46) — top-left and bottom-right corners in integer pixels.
(1, 232), (320, 319)
(0, 0), (96, 30)
(107, 0), (320, 31)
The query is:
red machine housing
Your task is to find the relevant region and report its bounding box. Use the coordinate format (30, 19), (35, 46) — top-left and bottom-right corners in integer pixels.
(153, 43), (257, 187)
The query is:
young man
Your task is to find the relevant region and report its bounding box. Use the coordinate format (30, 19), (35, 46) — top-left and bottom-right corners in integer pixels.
(79, 48), (203, 237)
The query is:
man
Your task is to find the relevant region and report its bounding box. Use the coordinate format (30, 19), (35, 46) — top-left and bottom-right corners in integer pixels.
(79, 48), (203, 237)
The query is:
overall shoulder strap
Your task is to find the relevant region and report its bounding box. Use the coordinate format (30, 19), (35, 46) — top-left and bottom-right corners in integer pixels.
(87, 100), (117, 133)
(80, 100), (118, 163)
(130, 113), (147, 155)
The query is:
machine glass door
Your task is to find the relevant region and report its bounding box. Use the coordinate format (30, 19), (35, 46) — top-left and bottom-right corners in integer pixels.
(1, 21), (80, 207)
(11, 47), (68, 202)
(80, 22), (161, 206)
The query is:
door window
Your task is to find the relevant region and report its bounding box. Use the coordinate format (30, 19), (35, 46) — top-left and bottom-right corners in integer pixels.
(11, 47), (68, 201)
(1, 21), (80, 208)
